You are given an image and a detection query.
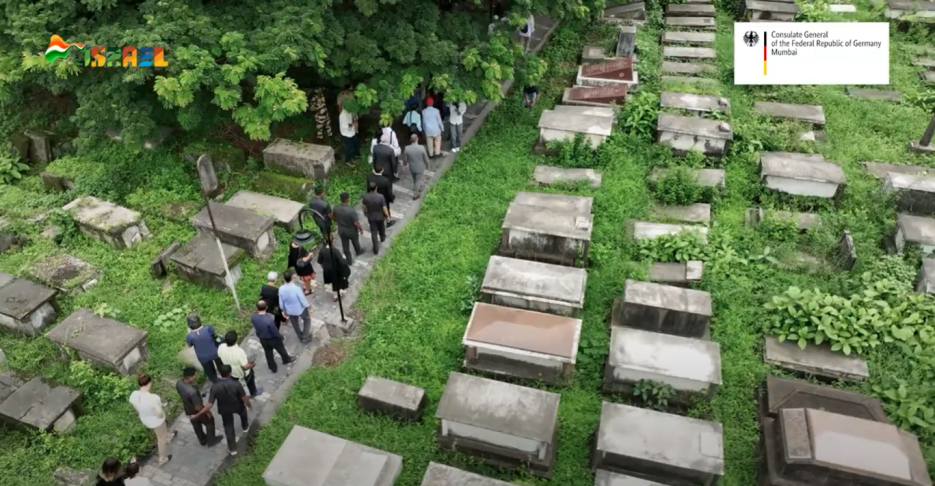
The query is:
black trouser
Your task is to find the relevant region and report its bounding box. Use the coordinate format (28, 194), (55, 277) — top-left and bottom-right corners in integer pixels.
(339, 231), (362, 264)
(240, 370), (257, 396)
(190, 413), (216, 446)
(368, 220), (386, 254)
(220, 407), (249, 451)
(200, 358), (220, 383)
(260, 337), (290, 372)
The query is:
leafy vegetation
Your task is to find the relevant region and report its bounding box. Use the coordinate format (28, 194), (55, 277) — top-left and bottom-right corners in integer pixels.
(650, 166), (715, 205)
(631, 380), (677, 411)
(638, 231), (707, 263)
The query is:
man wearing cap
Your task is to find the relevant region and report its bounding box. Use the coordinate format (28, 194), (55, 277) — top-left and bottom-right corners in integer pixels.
(422, 97), (445, 158)
(177, 367), (218, 447)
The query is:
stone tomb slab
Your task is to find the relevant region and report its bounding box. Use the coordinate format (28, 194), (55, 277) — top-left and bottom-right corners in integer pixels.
(603, 2), (647, 21)
(262, 425), (402, 486)
(613, 279), (712, 338)
(662, 75), (719, 86)
(884, 172), (935, 216)
(660, 92), (730, 114)
(631, 221), (709, 243)
(595, 470), (669, 486)
(746, 0), (800, 20)
(745, 207), (821, 231)
(666, 3), (716, 15)
(593, 402), (724, 484)
(0, 376), (81, 433)
(225, 190), (305, 232)
(28, 254), (100, 295)
(46, 308), (149, 376)
(759, 375), (888, 424)
(357, 376), (426, 421)
(648, 261), (703, 287)
(763, 335), (869, 382)
(829, 3), (857, 11)
(894, 213), (935, 254)
(481, 255), (587, 317)
(170, 234), (245, 290)
(662, 31), (716, 46)
(656, 114), (733, 157)
(62, 196), (151, 249)
(617, 26), (637, 58)
(604, 326), (721, 403)
(262, 138), (334, 179)
(663, 46), (716, 61)
(192, 202), (276, 260)
(846, 88), (901, 101)
(0, 272), (58, 336)
(650, 167), (726, 192)
(652, 203), (711, 225)
(913, 58), (935, 69)
(661, 61), (715, 76)
(885, 0), (935, 18)
(563, 86), (629, 107)
(583, 45), (607, 63)
(500, 192), (593, 267)
(420, 463), (518, 486)
(922, 71), (935, 85)
(754, 102), (825, 127)
(538, 110), (613, 149)
(864, 161), (932, 179)
(665, 16), (716, 29)
(436, 372), (561, 477)
(551, 105), (616, 119)
(463, 302), (582, 385)
(760, 152), (846, 199)
(533, 165), (602, 188)
(916, 258), (935, 293)
(577, 59), (639, 91)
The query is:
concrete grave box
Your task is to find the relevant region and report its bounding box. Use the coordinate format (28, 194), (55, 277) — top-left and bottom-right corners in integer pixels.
(665, 16), (716, 29)
(534, 165), (603, 188)
(916, 259), (935, 293)
(617, 26), (637, 57)
(883, 172), (935, 216)
(662, 31), (716, 47)
(262, 425), (402, 486)
(577, 59), (639, 90)
(583, 45), (607, 63)
(595, 470), (669, 486)
(662, 61), (716, 77)
(761, 408), (931, 486)
(649, 167), (726, 193)
(604, 326), (721, 403)
(759, 375), (888, 424)
(863, 162), (932, 180)
(829, 3), (857, 12)
(592, 402), (724, 485)
(481, 255), (587, 317)
(754, 102), (825, 127)
(28, 254), (100, 295)
(0, 373), (81, 433)
(420, 463), (518, 486)
(225, 190), (305, 231)
(357, 376), (426, 421)
(846, 88), (901, 101)
(463, 302), (582, 385)
(170, 234), (245, 290)
(745, 0), (799, 20)
(667, 3), (716, 15)
(631, 221), (709, 244)
(0, 272), (59, 336)
(760, 152), (846, 199)
(436, 372), (561, 477)
(537, 110), (613, 150)
(263, 138), (334, 179)
(612, 279), (712, 339)
(563, 86), (629, 108)
(648, 261), (703, 287)
(745, 208), (821, 231)
(893, 214), (935, 254)
(885, 0), (935, 18)
(660, 92), (730, 114)
(656, 114), (733, 157)
(763, 335), (869, 382)
(192, 202), (276, 260)
(603, 2), (647, 21)
(663, 46), (716, 62)
(46, 308), (149, 375)
(550, 105), (616, 119)
(500, 192), (593, 267)
(62, 197), (151, 249)
(652, 203), (711, 225)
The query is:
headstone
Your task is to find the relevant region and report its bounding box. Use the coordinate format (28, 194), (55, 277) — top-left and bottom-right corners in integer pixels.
(149, 241), (181, 278)
(665, 16), (716, 29)
(191, 202), (277, 260)
(631, 221), (709, 243)
(481, 256), (587, 317)
(846, 88), (899, 101)
(262, 138), (335, 179)
(763, 335), (869, 382)
(745, 0), (800, 20)
(595, 470), (668, 486)
(613, 279), (712, 338)
(745, 208), (821, 231)
(760, 152), (846, 199)
(893, 214), (935, 254)
(583, 45), (607, 63)
(262, 425), (402, 486)
(666, 3), (716, 15)
(616, 26), (637, 57)
(551, 105), (616, 118)
(463, 302), (582, 384)
(661, 61), (715, 76)
(23, 130), (53, 165)
(196, 154), (222, 198)
(604, 326), (721, 403)
(62, 197), (152, 249)
(604, 2), (647, 21)
(656, 114), (733, 157)
(885, 0), (935, 18)
(839, 230), (857, 270)
(563, 86), (629, 107)
(170, 234), (245, 289)
(436, 372), (561, 477)
(652, 203), (711, 225)
(225, 190), (305, 231)
(663, 46), (716, 61)
(916, 258), (935, 293)
(357, 376), (427, 421)
(537, 110), (614, 151)
(648, 261), (703, 287)
(661, 31), (716, 46)
(28, 254), (100, 294)
(829, 4), (857, 12)
(649, 167), (726, 191)
(581, 58), (635, 82)
(0, 375), (81, 432)
(500, 192), (594, 267)
(0, 271), (59, 336)
(533, 165), (603, 188)
(863, 161), (931, 179)
(754, 102), (826, 127)
(40, 172), (74, 193)
(660, 92), (730, 114)
(46, 308), (149, 375)
(760, 375), (889, 424)
(884, 172), (935, 216)
(592, 402), (724, 485)
(420, 463), (518, 486)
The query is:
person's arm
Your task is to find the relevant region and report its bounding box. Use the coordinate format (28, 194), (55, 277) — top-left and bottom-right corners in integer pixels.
(278, 291), (288, 318)
(185, 334), (193, 348)
(271, 320), (284, 340)
(192, 390), (215, 418)
(237, 383), (251, 411)
(381, 197), (390, 219)
(241, 350), (255, 370)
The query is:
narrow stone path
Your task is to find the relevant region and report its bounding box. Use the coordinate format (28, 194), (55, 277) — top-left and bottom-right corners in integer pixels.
(138, 15), (560, 486)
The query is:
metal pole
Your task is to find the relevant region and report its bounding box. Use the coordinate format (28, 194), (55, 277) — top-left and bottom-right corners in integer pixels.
(304, 208), (347, 323)
(203, 197), (241, 311)
(921, 111), (935, 147)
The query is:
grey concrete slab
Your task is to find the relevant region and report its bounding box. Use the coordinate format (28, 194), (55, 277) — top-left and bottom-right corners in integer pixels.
(863, 162), (932, 179)
(754, 102), (825, 127)
(895, 214), (935, 251)
(661, 62), (715, 76)
(650, 168), (725, 189)
(666, 3), (716, 15)
(657, 114), (732, 140)
(763, 335), (869, 382)
(0, 275), (57, 327)
(63, 196), (151, 249)
(828, 3), (857, 11)
(913, 58), (935, 69)
(583, 45), (607, 63)
(632, 221), (709, 243)
(550, 105), (616, 118)
(746, 208), (821, 231)
(28, 254), (100, 294)
(651, 203), (711, 225)
(760, 152), (845, 198)
(604, 2), (647, 20)
(357, 376), (426, 421)
(661, 75), (718, 86)
(662, 31), (716, 46)
(616, 279), (711, 338)
(482, 255), (587, 316)
(846, 88), (900, 101)
(170, 235), (245, 290)
(46, 308), (149, 375)
(420, 462), (518, 486)
(192, 202), (276, 260)
(225, 191), (305, 231)
(263, 139), (334, 179)
(665, 17), (716, 29)
(648, 261), (703, 286)
(746, 0), (800, 13)
(884, 172), (935, 216)
(922, 71), (935, 84)
(660, 92), (729, 114)
(663, 46), (716, 60)
(533, 165), (602, 188)
(595, 470), (668, 486)
(538, 111), (614, 136)
(916, 259), (935, 293)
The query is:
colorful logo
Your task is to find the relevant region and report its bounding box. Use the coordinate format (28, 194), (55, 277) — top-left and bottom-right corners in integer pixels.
(44, 35), (168, 67)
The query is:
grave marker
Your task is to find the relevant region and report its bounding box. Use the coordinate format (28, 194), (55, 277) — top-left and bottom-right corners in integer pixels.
(0, 373), (81, 433)
(582, 58), (635, 81)
(500, 192), (594, 266)
(196, 154), (222, 198)
(656, 114), (733, 157)
(754, 102), (826, 127)
(616, 26), (636, 57)
(582, 45), (607, 63)
(892, 214), (935, 254)
(884, 172), (935, 215)
(763, 335), (869, 382)
(357, 376), (426, 421)
(263, 138), (334, 179)
(420, 463), (517, 486)
(648, 261), (704, 287)
(760, 375), (888, 423)
(759, 152), (846, 199)
(567, 86), (629, 105)
(0, 272), (59, 336)
(916, 259), (935, 293)
(613, 279), (712, 338)
(838, 230), (857, 270)
(46, 308), (149, 375)
(481, 256), (587, 317)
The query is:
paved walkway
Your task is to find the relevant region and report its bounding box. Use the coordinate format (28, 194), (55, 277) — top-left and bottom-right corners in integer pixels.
(138, 15), (559, 486)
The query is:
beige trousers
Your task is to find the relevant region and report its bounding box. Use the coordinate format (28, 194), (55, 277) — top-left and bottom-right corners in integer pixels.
(153, 421), (169, 461)
(427, 135), (442, 157)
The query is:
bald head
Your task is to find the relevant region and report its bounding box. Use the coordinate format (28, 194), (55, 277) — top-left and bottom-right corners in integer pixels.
(410, 134), (418, 144)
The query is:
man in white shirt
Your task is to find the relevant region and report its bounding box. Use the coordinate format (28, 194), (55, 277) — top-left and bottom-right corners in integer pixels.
(449, 100), (468, 153)
(339, 103), (359, 166)
(519, 15), (535, 54)
(217, 331), (262, 397)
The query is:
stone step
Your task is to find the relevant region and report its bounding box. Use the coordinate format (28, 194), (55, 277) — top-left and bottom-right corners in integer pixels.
(662, 31), (716, 46)
(665, 16), (716, 29)
(666, 3), (716, 16)
(912, 58), (935, 69)
(664, 46), (717, 61)
(662, 61), (716, 76)
(845, 88), (900, 102)
(662, 75), (719, 85)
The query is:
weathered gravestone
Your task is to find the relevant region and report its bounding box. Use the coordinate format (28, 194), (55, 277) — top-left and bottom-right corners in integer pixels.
(838, 230), (857, 270)
(595, 470), (668, 486)
(612, 279), (712, 338)
(0, 271), (59, 336)
(225, 190), (305, 231)
(745, 0), (799, 20)
(662, 31), (716, 46)
(663, 46), (716, 61)
(759, 375), (888, 424)
(191, 202), (276, 260)
(631, 221), (709, 243)
(883, 172), (935, 216)
(562, 86), (629, 107)
(648, 261), (704, 287)
(358, 376), (426, 421)
(846, 88), (901, 102)
(23, 130), (53, 165)
(481, 255), (587, 317)
(916, 258), (935, 293)
(886, 0), (935, 18)
(196, 154), (223, 198)
(536, 110), (613, 154)
(760, 152), (846, 199)
(577, 59), (638, 89)
(660, 92), (730, 114)
(263, 138), (334, 179)
(754, 102), (825, 127)
(667, 3), (716, 15)
(616, 26), (637, 57)
(39, 172), (75, 193)
(665, 16), (716, 29)
(62, 196), (152, 249)
(829, 4), (857, 12)
(170, 235), (245, 289)
(420, 463), (518, 486)
(533, 165), (603, 188)
(149, 241), (181, 278)
(892, 213), (935, 254)
(28, 254), (100, 294)
(656, 114), (733, 157)
(863, 162), (932, 179)
(763, 335), (869, 382)
(650, 167), (726, 192)
(582, 45), (607, 63)
(745, 208), (821, 231)
(500, 192), (594, 267)
(0, 371), (82, 433)
(603, 2), (647, 21)
(53, 467), (95, 486)
(46, 308), (149, 375)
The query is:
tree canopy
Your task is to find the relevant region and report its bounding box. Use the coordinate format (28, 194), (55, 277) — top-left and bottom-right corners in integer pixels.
(0, 0), (601, 148)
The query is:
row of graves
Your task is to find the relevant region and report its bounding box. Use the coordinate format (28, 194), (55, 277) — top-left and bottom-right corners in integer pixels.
(659, 0), (720, 87)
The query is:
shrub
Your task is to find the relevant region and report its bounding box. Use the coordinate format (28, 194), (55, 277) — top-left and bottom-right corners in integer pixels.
(638, 231), (707, 262)
(651, 167), (713, 205)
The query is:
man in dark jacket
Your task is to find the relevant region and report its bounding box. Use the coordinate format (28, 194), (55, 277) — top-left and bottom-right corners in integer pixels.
(365, 165), (397, 227)
(371, 133), (398, 181)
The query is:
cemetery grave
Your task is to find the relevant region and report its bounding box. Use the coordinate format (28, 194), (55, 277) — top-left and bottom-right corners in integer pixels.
(0, 370), (82, 433)
(262, 138), (335, 179)
(759, 152), (846, 199)
(27, 253), (101, 294)
(535, 109), (614, 153)
(612, 279), (712, 339)
(0, 271), (59, 336)
(532, 165), (602, 187)
(631, 220), (710, 243)
(61, 196), (152, 249)
(885, 0), (935, 18)
(883, 172), (935, 216)
(225, 190), (305, 232)
(357, 376), (427, 422)
(191, 202), (277, 260)
(891, 214), (935, 254)
(744, 0), (799, 21)
(916, 258), (935, 293)
(576, 58), (639, 91)
(46, 308), (149, 376)
(480, 255), (587, 316)
(419, 463), (518, 486)
(499, 192), (594, 266)
(169, 234), (246, 289)
(648, 261), (704, 286)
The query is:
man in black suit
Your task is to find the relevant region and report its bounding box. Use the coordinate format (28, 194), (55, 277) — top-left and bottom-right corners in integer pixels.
(365, 164), (397, 228)
(371, 129), (399, 181)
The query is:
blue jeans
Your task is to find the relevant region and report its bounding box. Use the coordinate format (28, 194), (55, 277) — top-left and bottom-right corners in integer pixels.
(450, 123), (463, 148)
(343, 135), (360, 163)
(522, 93), (538, 108)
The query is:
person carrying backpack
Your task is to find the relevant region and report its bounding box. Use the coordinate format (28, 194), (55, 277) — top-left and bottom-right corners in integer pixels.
(403, 103), (423, 141)
(519, 15), (535, 54)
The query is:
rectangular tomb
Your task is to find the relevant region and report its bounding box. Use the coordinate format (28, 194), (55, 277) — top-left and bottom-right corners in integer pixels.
(170, 234), (245, 290)
(262, 425), (402, 486)
(62, 196), (151, 249)
(648, 261), (703, 287)
(650, 167), (726, 192)
(603, 2), (647, 21)
(884, 172), (935, 216)
(666, 3), (716, 15)
(562, 86), (629, 108)
(481, 255), (587, 317)
(436, 372), (561, 478)
(225, 190), (305, 231)
(763, 335), (869, 382)
(745, 0), (800, 20)
(420, 463), (518, 486)
(657, 114), (733, 157)
(263, 138), (334, 179)
(577, 59), (639, 91)
(864, 162), (932, 179)
(846, 88), (901, 101)
(538, 110), (613, 150)
(604, 326), (721, 403)
(662, 31), (716, 46)
(894, 213), (935, 254)
(665, 16), (716, 29)
(595, 470), (669, 486)
(652, 203), (711, 225)
(28, 254), (100, 295)
(754, 102), (825, 127)
(0, 272), (59, 336)
(885, 0), (935, 18)
(583, 45), (607, 63)
(745, 208), (821, 231)
(760, 152), (846, 199)
(357, 376), (426, 421)
(613, 279), (712, 338)
(192, 202), (276, 260)
(617, 26), (637, 58)
(660, 92), (730, 114)
(550, 105), (617, 119)
(46, 308), (148, 375)
(632, 221), (709, 244)
(533, 165), (602, 188)
(0, 375), (82, 433)
(500, 193), (593, 267)
(760, 375), (888, 424)
(463, 302), (582, 385)
(593, 402), (724, 485)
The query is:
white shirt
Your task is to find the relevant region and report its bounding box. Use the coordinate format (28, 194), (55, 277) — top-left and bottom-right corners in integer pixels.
(129, 390), (165, 429)
(519, 16), (534, 38)
(381, 127), (401, 155)
(339, 110), (356, 138)
(449, 102), (468, 125)
(217, 343), (250, 379)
